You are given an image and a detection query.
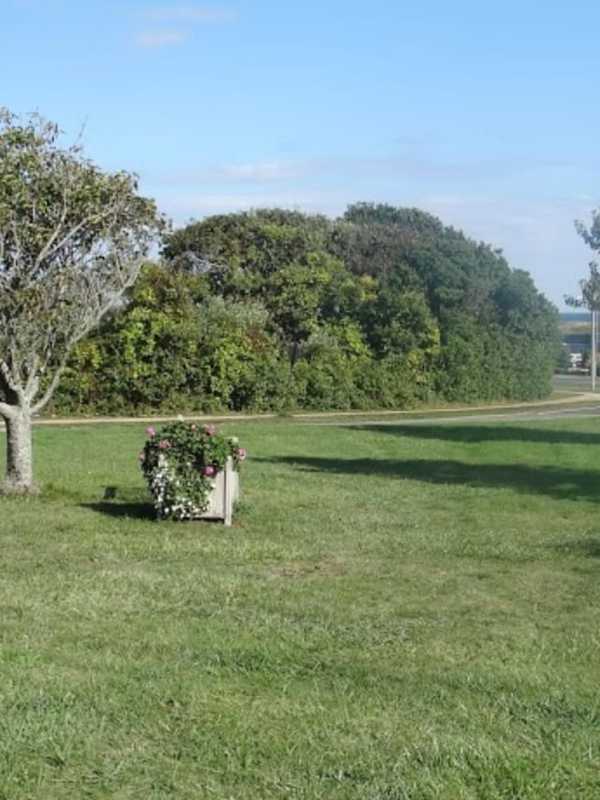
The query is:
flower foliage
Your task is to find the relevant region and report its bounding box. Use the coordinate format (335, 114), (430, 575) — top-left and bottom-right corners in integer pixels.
(140, 421), (246, 520)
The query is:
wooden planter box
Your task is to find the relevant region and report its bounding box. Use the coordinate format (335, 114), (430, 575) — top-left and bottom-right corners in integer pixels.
(154, 456), (240, 525)
(198, 457), (240, 526)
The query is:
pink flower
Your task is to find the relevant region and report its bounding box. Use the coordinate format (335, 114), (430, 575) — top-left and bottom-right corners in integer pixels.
(203, 465), (216, 477)
(158, 440), (171, 450)
(146, 426), (156, 437)
(138, 452), (145, 461)
(203, 424), (217, 436)
(236, 448), (247, 462)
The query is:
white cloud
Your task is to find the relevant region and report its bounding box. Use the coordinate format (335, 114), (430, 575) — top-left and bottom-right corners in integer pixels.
(143, 6), (238, 23)
(152, 161), (309, 185)
(133, 6), (236, 49)
(219, 161), (304, 181)
(146, 153), (579, 189)
(135, 29), (188, 48)
(154, 190), (348, 221)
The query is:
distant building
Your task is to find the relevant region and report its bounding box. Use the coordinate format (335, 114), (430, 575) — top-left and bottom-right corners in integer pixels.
(563, 332), (591, 354)
(560, 312), (592, 355)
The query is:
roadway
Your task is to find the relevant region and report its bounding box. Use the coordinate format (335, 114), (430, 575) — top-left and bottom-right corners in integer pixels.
(324, 401), (600, 429)
(309, 375), (600, 428)
(553, 373), (600, 394)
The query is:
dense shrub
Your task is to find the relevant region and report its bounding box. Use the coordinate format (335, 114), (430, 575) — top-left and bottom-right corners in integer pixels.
(50, 204), (560, 415)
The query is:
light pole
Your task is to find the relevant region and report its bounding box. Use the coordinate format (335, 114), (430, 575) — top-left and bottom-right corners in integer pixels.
(574, 295), (597, 391)
(565, 268), (600, 392)
(593, 308), (597, 392)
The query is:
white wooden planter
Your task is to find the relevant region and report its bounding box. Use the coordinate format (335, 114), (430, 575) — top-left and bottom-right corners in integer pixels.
(153, 456), (240, 525)
(198, 457), (240, 526)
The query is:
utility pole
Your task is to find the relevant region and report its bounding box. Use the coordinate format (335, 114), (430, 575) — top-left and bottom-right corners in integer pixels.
(572, 211), (600, 390)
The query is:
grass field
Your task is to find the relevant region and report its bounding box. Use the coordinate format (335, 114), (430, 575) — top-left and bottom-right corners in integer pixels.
(1, 417), (600, 799)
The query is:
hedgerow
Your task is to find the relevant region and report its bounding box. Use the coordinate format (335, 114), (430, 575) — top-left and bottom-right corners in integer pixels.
(50, 205), (560, 415)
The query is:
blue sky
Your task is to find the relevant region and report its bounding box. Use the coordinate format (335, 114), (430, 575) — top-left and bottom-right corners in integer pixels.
(3, 0), (600, 308)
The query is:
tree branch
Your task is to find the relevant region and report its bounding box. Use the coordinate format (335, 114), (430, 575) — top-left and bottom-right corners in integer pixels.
(9, 219), (22, 270)
(38, 203), (124, 270)
(0, 361), (19, 394)
(33, 183), (70, 269)
(32, 354), (73, 416)
(0, 110), (160, 429)
(0, 401), (17, 420)
(31, 259), (142, 414)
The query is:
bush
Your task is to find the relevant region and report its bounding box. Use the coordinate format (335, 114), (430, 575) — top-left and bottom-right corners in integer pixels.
(49, 203), (560, 416)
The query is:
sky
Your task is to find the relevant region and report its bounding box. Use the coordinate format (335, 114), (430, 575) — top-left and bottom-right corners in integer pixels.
(2, 0), (600, 309)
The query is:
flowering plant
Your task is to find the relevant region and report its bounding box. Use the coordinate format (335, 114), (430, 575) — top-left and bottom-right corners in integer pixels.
(140, 421), (246, 520)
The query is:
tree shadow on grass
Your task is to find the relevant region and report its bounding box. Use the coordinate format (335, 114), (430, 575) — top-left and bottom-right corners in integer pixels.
(347, 424), (600, 447)
(553, 539), (600, 558)
(81, 500), (156, 521)
(259, 456), (600, 504)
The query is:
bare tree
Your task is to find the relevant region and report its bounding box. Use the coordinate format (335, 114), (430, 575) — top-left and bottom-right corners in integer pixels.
(0, 109), (163, 493)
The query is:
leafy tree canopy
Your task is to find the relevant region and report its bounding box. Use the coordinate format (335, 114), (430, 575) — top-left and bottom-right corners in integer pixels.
(56, 202), (560, 417)
(0, 109), (162, 491)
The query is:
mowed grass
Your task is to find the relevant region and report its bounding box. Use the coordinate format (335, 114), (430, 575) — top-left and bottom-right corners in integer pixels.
(1, 417), (600, 799)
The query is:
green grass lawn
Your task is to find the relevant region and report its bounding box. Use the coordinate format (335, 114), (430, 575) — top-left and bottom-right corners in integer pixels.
(1, 417), (600, 799)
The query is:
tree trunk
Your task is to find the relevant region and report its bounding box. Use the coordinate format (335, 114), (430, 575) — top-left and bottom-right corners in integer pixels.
(2, 409), (34, 494)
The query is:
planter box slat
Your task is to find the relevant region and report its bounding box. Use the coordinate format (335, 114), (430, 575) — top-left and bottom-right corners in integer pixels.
(197, 458), (239, 526)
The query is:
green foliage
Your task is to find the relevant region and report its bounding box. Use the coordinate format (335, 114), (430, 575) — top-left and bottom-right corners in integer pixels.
(0, 109), (162, 417)
(52, 203), (560, 414)
(290, 322), (371, 409)
(335, 204), (559, 403)
(53, 267), (289, 414)
(163, 208), (332, 277)
(194, 296), (288, 411)
(54, 265), (206, 413)
(556, 345), (571, 372)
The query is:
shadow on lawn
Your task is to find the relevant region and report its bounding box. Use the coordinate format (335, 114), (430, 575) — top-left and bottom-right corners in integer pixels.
(260, 456), (600, 504)
(81, 501), (156, 521)
(553, 539), (600, 558)
(347, 424), (600, 447)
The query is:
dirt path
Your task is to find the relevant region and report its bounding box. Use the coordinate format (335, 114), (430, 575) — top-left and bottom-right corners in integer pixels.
(15, 391), (597, 428)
